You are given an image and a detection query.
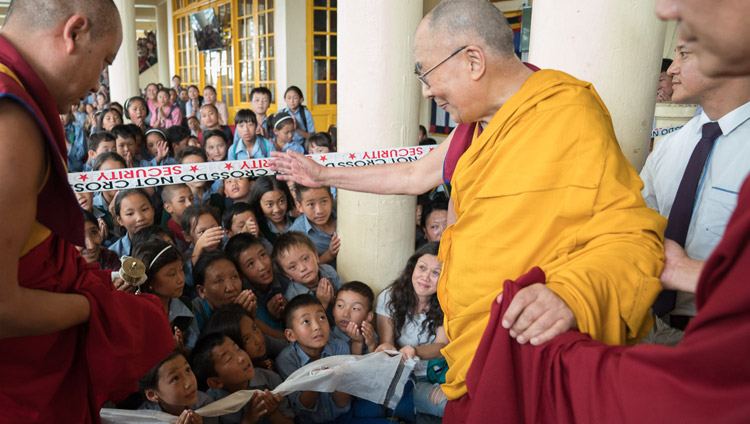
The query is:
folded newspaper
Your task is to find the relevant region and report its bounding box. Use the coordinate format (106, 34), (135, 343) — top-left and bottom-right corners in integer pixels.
(101, 351), (417, 423)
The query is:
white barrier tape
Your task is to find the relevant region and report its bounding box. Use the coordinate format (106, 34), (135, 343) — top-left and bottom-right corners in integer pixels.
(69, 146), (435, 194)
(651, 125), (683, 138)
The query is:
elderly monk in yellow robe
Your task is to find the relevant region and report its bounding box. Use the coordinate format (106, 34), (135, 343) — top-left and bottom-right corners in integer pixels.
(271, 0), (665, 402)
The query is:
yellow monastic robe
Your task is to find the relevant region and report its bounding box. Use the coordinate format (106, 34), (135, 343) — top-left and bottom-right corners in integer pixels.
(438, 69), (666, 399)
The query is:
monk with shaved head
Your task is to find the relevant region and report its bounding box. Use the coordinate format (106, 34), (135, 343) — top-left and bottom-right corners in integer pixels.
(273, 0), (665, 415)
(0, 1), (172, 421)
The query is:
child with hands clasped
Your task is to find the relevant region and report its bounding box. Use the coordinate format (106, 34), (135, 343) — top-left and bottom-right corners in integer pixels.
(288, 184), (340, 268)
(276, 295), (350, 424)
(331, 282), (378, 355)
(138, 350), (217, 424)
(191, 333), (294, 424)
(272, 232), (342, 316)
(249, 176), (296, 243)
(229, 109), (275, 160)
(277, 86), (314, 152)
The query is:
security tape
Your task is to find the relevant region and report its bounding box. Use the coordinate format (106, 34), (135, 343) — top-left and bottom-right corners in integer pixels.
(69, 145), (436, 193)
(651, 125), (683, 138)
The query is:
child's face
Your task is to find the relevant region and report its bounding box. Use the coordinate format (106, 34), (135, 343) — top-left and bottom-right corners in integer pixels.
(94, 140), (116, 156)
(205, 136), (228, 162)
(116, 194), (154, 236)
(76, 191), (94, 212)
(145, 133), (164, 158)
(102, 111), (121, 131)
(210, 337), (255, 389)
(180, 154), (206, 188)
(274, 124), (295, 147)
(146, 84), (157, 100)
(188, 213), (221, 250)
(188, 86), (199, 99)
(285, 304), (329, 350)
(200, 106), (219, 129)
(203, 88), (216, 104)
(157, 91), (170, 106)
(236, 121), (257, 142)
(297, 188), (333, 228)
(187, 117), (201, 132)
(150, 259), (185, 299)
(228, 210), (258, 237)
(237, 243), (273, 286)
(174, 137), (190, 155)
(308, 143), (331, 155)
(115, 136), (137, 160)
(179, 90), (189, 102)
(128, 101), (147, 125)
(423, 209), (448, 242)
(250, 93), (271, 115)
(225, 177), (253, 201)
(239, 315), (267, 359)
(97, 158), (124, 203)
(259, 189), (288, 225)
(411, 253), (442, 298)
(153, 355), (199, 408)
(277, 244), (320, 287)
(169, 90), (178, 104)
(333, 290), (373, 333)
(76, 221), (102, 264)
(284, 91), (302, 111)
(187, 137), (201, 148)
(198, 259), (242, 309)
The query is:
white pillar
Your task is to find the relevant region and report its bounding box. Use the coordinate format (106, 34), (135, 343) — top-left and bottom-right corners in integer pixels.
(156, 1), (171, 87)
(275, 0), (307, 107)
(528, 0), (667, 172)
(166, 0), (177, 80)
(110, 0), (139, 104)
(336, 1), (422, 293)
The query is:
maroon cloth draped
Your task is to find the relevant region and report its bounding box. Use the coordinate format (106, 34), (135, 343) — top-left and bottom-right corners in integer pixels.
(444, 177), (750, 423)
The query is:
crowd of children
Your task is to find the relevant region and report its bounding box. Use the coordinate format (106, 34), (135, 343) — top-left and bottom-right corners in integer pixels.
(65, 79), (449, 423)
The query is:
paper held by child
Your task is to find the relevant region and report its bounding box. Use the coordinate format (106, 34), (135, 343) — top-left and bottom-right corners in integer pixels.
(100, 351), (416, 423)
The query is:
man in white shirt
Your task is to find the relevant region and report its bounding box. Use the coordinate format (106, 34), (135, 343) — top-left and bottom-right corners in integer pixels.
(641, 38), (750, 337)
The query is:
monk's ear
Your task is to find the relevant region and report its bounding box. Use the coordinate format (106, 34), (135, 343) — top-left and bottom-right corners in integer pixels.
(62, 14), (91, 55)
(465, 45), (487, 81)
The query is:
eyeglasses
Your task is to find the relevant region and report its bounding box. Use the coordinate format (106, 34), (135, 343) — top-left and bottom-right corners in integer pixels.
(414, 46), (468, 87)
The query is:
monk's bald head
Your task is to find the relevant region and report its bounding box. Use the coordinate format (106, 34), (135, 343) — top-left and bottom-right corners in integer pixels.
(4, 0), (120, 39)
(425, 0), (515, 58)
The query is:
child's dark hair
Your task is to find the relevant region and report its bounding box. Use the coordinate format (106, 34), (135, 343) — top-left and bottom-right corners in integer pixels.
(421, 198), (449, 229)
(222, 202), (254, 231)
(203, 129), (229, 145)
(284, 294), (324, 328)
(82, 209), (98, 226)
(305, 132), (334, 153)
(200, 103), (219, 115)
(272, 231), (317, 267)
(176, 146), (208, 163)
(138, 349), (186, 392)
(419, 137), (437, 146)
(123, 96), (147, 120)
(235, 108), (257, 126)
(388, 242), (443, 343)
(126, 124), (144, 141)
(284, 85), (304, 100)
(248, 176), (294, 225)
(157, 87), (171, 100)
(132, 238), (183, 287)
(339, 281), (375, 311)
(272, 111), (294, 130)
(166, 125), (191, 150)
(190, 332), (227, 391)
(131, 224), (177, 247)
(225, 233), (264, 266)
(111, 124), (134, 141)
(97, 107), (122, 129)
(181, 203), (220, 237)
(250, 86), (272, 102)
(93, 151), (126, 171)
(114, 188), (153, 218)
(193, 249), (232, 288)
(293, 183), (332, 203)
(203, 304), (253, 356)
(88, 131), (115, 152)
(204, 85), (217, 95)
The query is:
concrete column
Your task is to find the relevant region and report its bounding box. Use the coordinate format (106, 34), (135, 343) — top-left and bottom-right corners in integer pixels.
(166, 0), (177, 80)
(110, 0), (139, 104)
(155, 1), (171, 87)
(274, 0), (307, 108)
(528, 0), (667, 172)
(336, 1), (422, 293)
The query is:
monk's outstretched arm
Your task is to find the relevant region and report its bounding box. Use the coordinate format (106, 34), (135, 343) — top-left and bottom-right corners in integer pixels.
(270, 128), (453, 196)
(0, 100), (90, 339)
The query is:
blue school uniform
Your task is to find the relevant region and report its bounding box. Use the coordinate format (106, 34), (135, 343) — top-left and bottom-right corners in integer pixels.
(276, 340), (351, 424)
(65, 121), (87, 172)
(139, 155), (176, 168)
(168, 298), (199, 350)
(283, 264), (342, 302)
(108, 234), (132, 257)
(289, 213), (336, 268)
(277, 106), (315, 148)
(227, 136), (276, 160)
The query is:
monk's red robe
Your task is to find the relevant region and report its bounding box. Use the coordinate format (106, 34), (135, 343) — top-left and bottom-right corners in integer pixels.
(0, 35), (173, 424)
(444, 177), (750, 423)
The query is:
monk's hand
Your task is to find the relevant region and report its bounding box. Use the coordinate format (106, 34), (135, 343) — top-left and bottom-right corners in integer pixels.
(660, 238), (703, 293)
(500, 283), (576, 346)
(269, 150), (325, 187)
